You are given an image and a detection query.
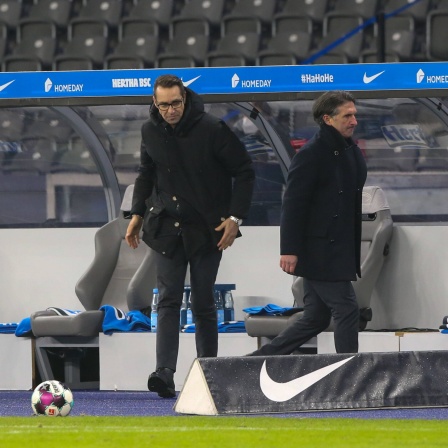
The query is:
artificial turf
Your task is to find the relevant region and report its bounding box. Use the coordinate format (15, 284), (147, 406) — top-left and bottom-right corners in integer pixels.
(0, 416), (446, 448)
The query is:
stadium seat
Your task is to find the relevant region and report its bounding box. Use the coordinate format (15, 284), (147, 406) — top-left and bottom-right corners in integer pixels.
(426, 10), (448, 61)
(256, 53), (296, 66)
(126, 0), (175, 27)
(155, 54), (196, 68)
(0, 108), (25, 141)
(383, 15), (415, 32)
(1, 55), (42, 72)
(16, 18), (57, 43)
(52, 55), (94, 71)
(54, 35), (109, 69)
(30, 185), (157, 388)
(313, 13), (366, 63)
(67, 18), (109, 40)
(221, 15), (262, 36)
(311, 53), (350, 64)
(77, 0), (123, 27)
(105, 35), (159, 68)
(272, 15), (313, 36)
(245, 186), (393, 347)
(229, 0), (277, 25)
(113, 131), (141, 172)
(163, 34), (210, 66)
(276, 0), (330, 26)
(51, 136), (97, 173)
(384, 0), (431, 23)
(0, 0), (24, 31)
(175, 0), (226, 27)
(24, 0), (73, 29)
(1, 136), (56, 174)
(332, 0), (380, 19)
(3, 35), (57, 69)
(360, 29), (415, 62)
(0, 31), (7, 62)
(118, 18), (159, 40)
(257, 31), (312, 65)
(169, 16), (210, 39)
(209, 32), (260, 66)
(205, 53), (247, 67)
(359, 52), (400, 63)
(24, 109), (73, 141)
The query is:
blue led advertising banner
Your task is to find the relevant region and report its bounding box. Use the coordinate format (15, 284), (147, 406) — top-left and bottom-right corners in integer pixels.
(0, 62), (447, 100)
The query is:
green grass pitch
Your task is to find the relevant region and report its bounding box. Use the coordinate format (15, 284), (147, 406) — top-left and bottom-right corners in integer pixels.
(0, 416), (446, 448)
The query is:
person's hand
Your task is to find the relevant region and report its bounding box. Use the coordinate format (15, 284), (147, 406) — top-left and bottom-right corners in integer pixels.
(280, 254), (298, 275)
(215, 218), (239, 251)
(125, 215), (143, 249)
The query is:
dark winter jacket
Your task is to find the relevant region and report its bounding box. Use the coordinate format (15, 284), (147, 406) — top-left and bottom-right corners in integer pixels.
(131, 88), (255, 258)
(280, 123), (367, 281)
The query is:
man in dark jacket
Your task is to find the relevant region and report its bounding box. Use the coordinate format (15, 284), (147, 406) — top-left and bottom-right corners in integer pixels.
(126, 74), (254, 397)
(249, 90), (367, 356)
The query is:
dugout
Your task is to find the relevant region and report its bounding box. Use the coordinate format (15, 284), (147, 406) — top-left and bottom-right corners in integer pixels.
(2, 63), (448, 389)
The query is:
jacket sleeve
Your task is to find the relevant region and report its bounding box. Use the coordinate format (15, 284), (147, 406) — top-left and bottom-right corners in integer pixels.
(280, 147), (319, 256)
(214, 121), (255, 219)
(130, 137), (156, 217)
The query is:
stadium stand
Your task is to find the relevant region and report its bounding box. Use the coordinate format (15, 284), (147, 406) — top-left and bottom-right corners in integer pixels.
(0, 0), (446, 70)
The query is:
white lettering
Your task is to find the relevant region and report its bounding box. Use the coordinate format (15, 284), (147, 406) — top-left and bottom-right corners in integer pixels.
(426, 75), (448, 83)
(112, 78), (146, 88)
(139, 78), (151, 87)
(240, 79), (272, 88)
(54, 84), (83, 92)
(300, 73), (334, 83)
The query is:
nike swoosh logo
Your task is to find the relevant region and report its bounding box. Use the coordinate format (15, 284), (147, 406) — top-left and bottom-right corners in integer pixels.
(260, 356), (355, 402)
(0, 80), (15, 92)
(363, 71), (385, 84)
(182, 75), (201, 87)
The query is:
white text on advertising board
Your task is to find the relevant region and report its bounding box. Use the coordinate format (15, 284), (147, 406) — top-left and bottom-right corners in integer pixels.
(45, 78), (84, 93)
(231, 74), (271, 89)
(112, 78), (151, 88)
(425, 75), (448, 83)
(53, 84), (83, 92)
(301, 74), (334, 83)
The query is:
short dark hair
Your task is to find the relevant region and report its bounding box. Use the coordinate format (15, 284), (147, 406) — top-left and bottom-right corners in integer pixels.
(153, 74), (185, 99)
(312, 90), (356, 125)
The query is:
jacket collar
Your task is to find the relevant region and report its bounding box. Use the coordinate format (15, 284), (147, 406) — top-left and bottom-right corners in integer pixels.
(318, 123), (355, 151)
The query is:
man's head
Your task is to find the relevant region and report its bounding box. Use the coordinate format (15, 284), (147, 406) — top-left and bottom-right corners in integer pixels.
(312, 90), (357, 138)
(153, 74), (186, 127)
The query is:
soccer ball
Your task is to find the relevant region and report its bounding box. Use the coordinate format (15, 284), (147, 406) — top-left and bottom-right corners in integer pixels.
(31, 380), (74, 416)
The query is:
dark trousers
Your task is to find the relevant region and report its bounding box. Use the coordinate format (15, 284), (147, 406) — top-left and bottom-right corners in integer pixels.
(153, 243), (222, 372)
(252, 278), (359, 356)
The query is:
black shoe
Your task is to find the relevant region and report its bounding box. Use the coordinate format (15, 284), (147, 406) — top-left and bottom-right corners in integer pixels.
(148, 368), (176, 398)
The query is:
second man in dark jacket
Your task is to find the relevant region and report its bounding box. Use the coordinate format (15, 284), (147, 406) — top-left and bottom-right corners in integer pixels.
(249, 90), (367, 357)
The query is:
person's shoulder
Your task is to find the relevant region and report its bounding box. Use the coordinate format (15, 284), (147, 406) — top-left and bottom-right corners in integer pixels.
(200, 112), (223, 127)
(297, 133), (320, 154)
(141, 116), (157, 131)
(141, 118), (151, 128)
(199, 113), (236, 136)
